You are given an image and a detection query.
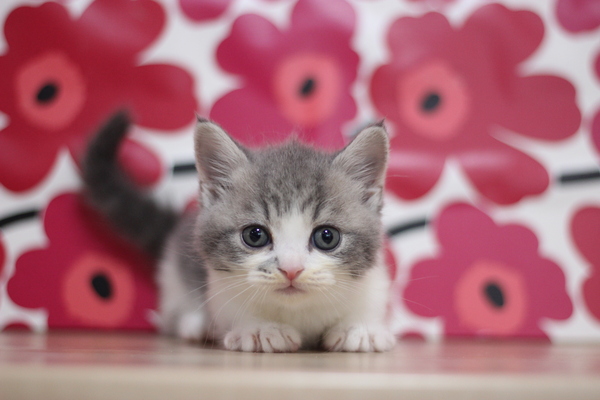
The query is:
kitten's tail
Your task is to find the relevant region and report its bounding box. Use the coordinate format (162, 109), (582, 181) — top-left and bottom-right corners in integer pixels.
(82, 111), (178, 259)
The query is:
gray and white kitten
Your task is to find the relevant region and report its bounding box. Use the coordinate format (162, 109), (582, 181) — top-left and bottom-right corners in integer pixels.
(83, 113), (395, 352)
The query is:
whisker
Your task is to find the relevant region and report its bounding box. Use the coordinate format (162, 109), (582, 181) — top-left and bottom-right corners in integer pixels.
(208, 284), (257, 333)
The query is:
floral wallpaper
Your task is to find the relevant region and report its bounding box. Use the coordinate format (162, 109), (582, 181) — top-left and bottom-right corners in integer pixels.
(0, 0), (598, 341)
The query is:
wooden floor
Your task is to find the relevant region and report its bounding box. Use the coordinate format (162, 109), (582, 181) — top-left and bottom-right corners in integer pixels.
(0, 331), (599, 399)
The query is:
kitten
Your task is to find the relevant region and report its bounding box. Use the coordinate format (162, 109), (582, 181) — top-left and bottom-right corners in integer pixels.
(83, 112), (395, 352)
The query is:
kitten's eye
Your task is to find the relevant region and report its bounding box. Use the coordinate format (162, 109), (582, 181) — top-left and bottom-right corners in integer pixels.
(312, 226), (340, 251)
(242, 226), (271, 248)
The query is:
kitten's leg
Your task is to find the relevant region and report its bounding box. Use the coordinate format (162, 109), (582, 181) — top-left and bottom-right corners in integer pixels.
(323, 265), (396, 352)
(223, 321), (302, 353)
(176, 311), (208, 342)
(158, 240), (208, 342)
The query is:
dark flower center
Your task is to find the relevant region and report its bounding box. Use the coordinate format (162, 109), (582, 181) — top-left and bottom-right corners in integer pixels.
(91, 273), (112, 300)
(299, 77), (316, 98)
(36, 82), (59, 104)
(421, 92), (441, 113)
(484, 282), (504, 308)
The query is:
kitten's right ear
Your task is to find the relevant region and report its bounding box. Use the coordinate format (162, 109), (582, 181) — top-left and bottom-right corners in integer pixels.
(333, 123), (389, 212)
(194, 118), (248, 190)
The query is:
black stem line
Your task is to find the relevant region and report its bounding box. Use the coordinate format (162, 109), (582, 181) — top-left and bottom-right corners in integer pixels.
(0, 210), (40, 229)
(558, 168), (600, 184)
(172, 163), (197, 174)
(386, 218), (429, 237)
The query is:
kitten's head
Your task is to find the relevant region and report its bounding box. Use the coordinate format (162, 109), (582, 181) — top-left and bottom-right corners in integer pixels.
(193, 119), (389, 302)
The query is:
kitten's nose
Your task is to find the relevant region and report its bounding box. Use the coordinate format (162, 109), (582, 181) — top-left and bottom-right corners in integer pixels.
(278, 266), (304, 281)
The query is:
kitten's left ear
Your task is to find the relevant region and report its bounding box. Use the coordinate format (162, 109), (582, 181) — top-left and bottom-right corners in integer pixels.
(333, 123), (389, 211)
(194, 118), (248, 197)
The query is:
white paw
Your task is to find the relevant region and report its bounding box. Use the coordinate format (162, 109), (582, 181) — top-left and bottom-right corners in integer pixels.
(223, 323), (302, 353)
(324, 325), (395, 352)
(176, 312), (206, 342)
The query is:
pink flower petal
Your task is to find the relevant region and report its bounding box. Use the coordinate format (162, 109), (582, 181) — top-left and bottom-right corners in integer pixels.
(0, 125), (60, 192)
(179, 0), (231, 22)
(210, 88), (294, 147)
(556, 0), (600, 33)
(464, 4), (544, 66)
(79, 0), (165, 56)
(583, 273), (600, 321)
(571, 207), (600, 266)
(457, 141), (549, 205)
(127, 64), (197, 130)
(403, 259), (445, 318)
(386, 144), (445, 201)
(500, 75), (580, 141)
(592, 109), (600, 155)
(216, 14), (282, 78)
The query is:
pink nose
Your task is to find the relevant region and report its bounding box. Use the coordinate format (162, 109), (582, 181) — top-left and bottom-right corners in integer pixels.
(278, 266), (304, 281)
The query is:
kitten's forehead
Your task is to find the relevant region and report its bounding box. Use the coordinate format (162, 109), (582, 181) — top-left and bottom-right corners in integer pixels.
(249, 142), (334, 218)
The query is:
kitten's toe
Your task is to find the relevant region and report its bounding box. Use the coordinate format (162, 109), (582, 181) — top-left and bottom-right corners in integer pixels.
(259, 324), (302, 353)
(176, 312), (206, 342)
(324, 325), (395, 352)
(223, 324), (301, 353)
(223, 331), (244, 351)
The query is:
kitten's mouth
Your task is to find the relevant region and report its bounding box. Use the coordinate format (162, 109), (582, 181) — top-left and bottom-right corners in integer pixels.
(276, 285), (305, 295)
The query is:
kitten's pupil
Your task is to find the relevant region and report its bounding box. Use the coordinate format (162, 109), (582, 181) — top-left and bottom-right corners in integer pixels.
(249, 228), (263, 243)
(321, 229), (334, 244)
(242, 226), (270, 247)
(312, 226), (340, 251)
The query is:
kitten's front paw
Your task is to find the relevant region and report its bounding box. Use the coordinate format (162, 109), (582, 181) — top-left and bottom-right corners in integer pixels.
(223, 323), (302, 353)
(324, 325), (395, 352)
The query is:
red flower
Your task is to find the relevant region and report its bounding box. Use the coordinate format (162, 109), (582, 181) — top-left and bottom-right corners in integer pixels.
(406, 0), (456, 9)
(0, 234), (5, 307)
(0, 0), (197, 192)
(592, 53), (600, 155)
(402, 203), (572, 339)
(371, 4), (581, 204)
(7, 193), (157, 330)
(571, 206), (600, 321)
(179, 0), (232, 21)
(179, 0), (281, 21)
(210, 0), (358, 150)
(556, 0), (600, 33)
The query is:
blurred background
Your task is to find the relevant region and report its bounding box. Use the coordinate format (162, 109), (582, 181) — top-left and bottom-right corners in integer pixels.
(0, 0), (598, 343)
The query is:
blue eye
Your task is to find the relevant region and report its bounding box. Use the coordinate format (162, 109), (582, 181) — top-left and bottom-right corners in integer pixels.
(242, 226), (270, 248)
(312, 226), (340, 251)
